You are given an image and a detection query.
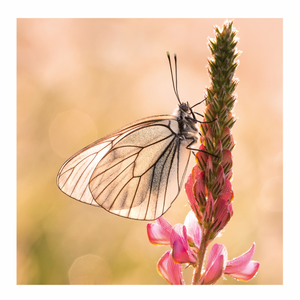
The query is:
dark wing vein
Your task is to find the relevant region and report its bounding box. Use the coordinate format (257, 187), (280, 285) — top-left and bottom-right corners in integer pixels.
(90, 156), (135, 198)
(162, 139), (179, 214)
(153, 138), (178, 219)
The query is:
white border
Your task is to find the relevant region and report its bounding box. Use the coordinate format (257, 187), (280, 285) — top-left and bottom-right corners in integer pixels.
(1, 0), (299, 299)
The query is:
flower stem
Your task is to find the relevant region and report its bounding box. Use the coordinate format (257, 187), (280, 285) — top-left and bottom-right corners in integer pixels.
(192, 232), (209, 284)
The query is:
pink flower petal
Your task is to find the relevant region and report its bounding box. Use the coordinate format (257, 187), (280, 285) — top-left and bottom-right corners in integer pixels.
(204, 192), (214, 223)
(226, 261), (260, 281)
(212, 165), (225, 195)
(225, 243), (256, 274)
(218, 179), (234, 203)
(206, 244), (228, 271)
(170, 224), (187, 247)
(146, 217), (172, 245)
(157, 250), (184, 285)
(173, 240), (196, 263)
(194, 171), (206, 208)
(195, 144), (208, 171)
(171, 224), (196, 264)
(202, 254), (224, 285)
(157, 251), (170, 282)
(191, 164), (201, 181)
(210, 198), (231, 233)
(184, 210), (202, 248)
(221, 149), (233, 175)
(185, 174), (198, 213)
(156, 217), (172, 235)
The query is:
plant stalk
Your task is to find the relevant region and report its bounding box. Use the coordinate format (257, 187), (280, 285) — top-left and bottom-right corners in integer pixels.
(191, 232), (209, 284)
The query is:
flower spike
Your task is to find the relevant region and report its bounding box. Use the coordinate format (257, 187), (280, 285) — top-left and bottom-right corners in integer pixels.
(147, 20), (259, 285)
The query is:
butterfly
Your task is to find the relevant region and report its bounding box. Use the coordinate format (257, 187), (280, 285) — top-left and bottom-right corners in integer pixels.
(57, 53), (211, 220)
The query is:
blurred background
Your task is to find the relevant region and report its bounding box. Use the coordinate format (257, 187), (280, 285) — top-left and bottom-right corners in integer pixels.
(17, 18), (282, 285)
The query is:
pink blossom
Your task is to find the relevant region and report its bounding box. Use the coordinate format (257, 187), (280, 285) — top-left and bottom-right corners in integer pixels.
(171, 224), (196, 264)
(184, 210), (202, 248)
(200, 243), (259, 284)
(200, 244), (227, 284)
(185, 169), (206, 219)
(157, 250), (185, 285)
(146, 217), (172, 245)
(148, 214), (259, 284)
(195, 144), (208, 171)
(218, 178), (234, 203)
(185, 172), (200, 215)
(147, 212), (202, 264)
(208, 180), (234, 238)
(224, 243), (260, 281)
(201, 255), (224, 285)
(210, 197), (232, 236)
(147, 212), (202, 249)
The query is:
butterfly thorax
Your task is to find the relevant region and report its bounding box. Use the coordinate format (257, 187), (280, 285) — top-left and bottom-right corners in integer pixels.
(173, 102), (200, 146)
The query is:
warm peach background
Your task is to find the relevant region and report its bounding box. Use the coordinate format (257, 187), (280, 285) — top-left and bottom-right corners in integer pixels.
(17, 18), (282, 284)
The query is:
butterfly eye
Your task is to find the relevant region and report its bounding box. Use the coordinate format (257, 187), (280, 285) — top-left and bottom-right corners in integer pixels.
(179, 103), (189, 112)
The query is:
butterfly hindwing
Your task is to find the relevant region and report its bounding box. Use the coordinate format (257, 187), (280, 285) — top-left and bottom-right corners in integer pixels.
(57, 115), (192, 220)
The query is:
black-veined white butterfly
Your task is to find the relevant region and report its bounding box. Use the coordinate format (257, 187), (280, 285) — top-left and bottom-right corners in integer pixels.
(57, 53), (210, 220)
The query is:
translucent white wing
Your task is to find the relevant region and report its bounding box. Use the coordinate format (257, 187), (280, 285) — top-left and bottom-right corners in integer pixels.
(57, 115), (192, 220)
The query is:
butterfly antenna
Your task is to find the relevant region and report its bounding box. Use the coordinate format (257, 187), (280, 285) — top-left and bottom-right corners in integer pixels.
(174, 53), (179, 99)
(167, 52), (181, 105)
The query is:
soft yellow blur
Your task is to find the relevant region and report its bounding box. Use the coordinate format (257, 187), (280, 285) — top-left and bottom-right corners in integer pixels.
(17, 19), (282, 284)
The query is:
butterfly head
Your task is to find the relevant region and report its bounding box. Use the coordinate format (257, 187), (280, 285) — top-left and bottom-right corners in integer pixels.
(178, 102), (197, 123)
(179, 102), (189, 113)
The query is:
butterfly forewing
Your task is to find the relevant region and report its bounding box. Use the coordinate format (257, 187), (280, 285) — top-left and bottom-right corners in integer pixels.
(57, 115), (193, 220)
(57, 140), (114, 206)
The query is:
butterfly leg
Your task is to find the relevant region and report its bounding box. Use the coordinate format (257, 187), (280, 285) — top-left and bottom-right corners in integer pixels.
(186, 139), (218, 158)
